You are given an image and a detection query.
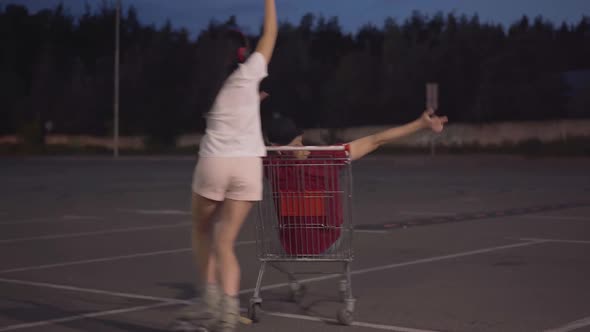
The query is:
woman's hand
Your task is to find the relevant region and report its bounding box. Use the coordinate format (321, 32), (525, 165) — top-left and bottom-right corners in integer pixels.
(420, 109), (448, 133)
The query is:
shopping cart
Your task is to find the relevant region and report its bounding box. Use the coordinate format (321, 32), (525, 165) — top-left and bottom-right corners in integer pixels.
(248, 146), (356, 325)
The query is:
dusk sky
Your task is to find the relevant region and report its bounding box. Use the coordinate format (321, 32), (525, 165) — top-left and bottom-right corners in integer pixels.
(3, 0), (590, 36)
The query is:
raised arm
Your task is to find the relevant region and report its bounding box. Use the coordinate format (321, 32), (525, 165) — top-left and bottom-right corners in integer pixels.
(255, 0), (278, 63)
(348, 109), (448, 161)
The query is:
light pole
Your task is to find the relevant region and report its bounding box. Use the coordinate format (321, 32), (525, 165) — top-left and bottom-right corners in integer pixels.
(113, 0), (121, 157)
(426, 83), (439, 156)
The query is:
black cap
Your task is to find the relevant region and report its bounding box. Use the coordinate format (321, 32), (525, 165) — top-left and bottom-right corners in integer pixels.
(265, 113), (303, 145)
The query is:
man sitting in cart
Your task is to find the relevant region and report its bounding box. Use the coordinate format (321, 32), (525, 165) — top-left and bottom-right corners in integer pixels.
(263, 109), (448, 255)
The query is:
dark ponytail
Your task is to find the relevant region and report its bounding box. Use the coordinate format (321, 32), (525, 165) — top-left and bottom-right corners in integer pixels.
(194, 29), (250, 115)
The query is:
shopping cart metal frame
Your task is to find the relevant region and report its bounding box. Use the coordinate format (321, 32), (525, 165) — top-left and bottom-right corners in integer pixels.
(248, 146), (356, 325)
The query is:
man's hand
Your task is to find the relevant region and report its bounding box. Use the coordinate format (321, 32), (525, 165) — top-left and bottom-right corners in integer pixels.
(259, 91), (270, 102)
(420, 109), (448, 133)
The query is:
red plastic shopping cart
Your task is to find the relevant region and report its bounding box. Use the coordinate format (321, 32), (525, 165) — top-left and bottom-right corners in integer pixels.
(248, 145), (356, 325)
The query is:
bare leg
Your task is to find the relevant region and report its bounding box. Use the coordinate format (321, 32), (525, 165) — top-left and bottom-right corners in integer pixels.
(191, 192), (220, 287)
(205, 226), (219, 285)
(215, 199), (254, 296)
(215, 199), (254, 332)
(172, 193), (221, 331)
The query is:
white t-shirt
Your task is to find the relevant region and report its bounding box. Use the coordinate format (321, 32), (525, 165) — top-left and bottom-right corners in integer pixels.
(199, 52), (268, 157)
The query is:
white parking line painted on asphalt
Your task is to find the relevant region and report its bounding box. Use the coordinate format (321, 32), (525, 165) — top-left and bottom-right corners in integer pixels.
(240, 240), (548, 294)
(0, 222), (189, 244)
(0, 216), (100, 225)
(0, 302), (177, 332)
(354, 230), (390, 234)
(0, 240), (546, 331)
(262, 311), (440, 332)
(119, 209), (190, 215)
(544, 316), (590, 332)
(0, 218), (59, 225)
(62, 215), (101, 220)
(398, 211), (454, 216)
(0, 241), (256, 274)
(516, 215), (589, 221)
(0, 277), (185, 303)
(518, 237), (590, 245)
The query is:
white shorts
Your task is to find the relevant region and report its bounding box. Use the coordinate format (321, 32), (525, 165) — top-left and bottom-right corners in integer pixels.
(192, 156), (263, 202)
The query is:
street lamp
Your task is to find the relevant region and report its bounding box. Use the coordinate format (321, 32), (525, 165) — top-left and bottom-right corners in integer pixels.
(113, 0), (121, 157)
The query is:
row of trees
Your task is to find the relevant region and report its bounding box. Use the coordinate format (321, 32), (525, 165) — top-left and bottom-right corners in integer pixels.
(1, 4), (589, 145)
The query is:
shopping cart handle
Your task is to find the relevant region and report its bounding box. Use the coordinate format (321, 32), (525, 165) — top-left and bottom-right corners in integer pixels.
(266, 146), (346, 152)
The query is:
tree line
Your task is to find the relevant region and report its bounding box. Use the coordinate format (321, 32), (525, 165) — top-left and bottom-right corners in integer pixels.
(1, 4), (589, 145)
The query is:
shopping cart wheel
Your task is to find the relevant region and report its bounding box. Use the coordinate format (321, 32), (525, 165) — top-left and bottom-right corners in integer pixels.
(339, 280), (348, 302)
(288, 283), (306, 303)
(337, 308), (354, 326)
(248, 303), (262, 323)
